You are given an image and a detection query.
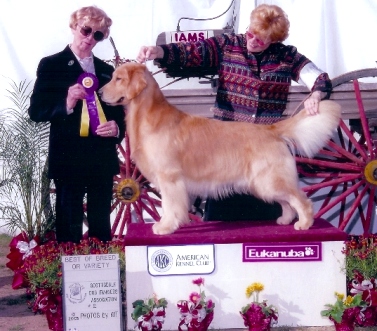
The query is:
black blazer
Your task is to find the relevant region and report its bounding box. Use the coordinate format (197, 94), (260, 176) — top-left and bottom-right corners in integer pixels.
(28, 46), (126, 179)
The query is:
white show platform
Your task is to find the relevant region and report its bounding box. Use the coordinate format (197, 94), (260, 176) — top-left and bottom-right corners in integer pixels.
(124, 218), (347, 330)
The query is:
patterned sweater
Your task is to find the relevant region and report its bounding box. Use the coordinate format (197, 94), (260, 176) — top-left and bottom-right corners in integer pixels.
(158, 33), (332, 124)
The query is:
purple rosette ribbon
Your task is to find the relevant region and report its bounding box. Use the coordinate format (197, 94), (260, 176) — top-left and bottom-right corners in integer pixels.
(77, 72), (107, 136)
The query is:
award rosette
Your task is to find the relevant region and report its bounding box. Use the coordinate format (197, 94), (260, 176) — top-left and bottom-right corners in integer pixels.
(77, 72), (107, 136)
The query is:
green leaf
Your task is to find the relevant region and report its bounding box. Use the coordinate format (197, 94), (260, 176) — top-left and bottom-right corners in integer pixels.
(0, 79), (53, 240)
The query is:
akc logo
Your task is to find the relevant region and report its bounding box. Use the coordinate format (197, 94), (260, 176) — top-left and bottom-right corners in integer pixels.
(150, 249), (173, 272)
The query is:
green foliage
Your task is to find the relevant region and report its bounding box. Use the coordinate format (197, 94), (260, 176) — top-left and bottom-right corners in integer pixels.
(131, 296), (168, 322)
(24, 238), (125, 295)
(343, 235), (377, 280)
(321, 292), (364, 323)
(0, 79), (54, 240)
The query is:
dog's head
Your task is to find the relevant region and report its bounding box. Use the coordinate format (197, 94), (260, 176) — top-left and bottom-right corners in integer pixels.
(99, 62), (148, 107)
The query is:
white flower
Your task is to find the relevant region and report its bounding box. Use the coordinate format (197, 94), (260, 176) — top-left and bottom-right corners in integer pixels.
(17, 239), (38, 259)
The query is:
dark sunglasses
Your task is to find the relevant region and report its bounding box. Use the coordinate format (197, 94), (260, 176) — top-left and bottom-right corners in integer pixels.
(79, 25), (105, 42)
(245, 31), (267, 47)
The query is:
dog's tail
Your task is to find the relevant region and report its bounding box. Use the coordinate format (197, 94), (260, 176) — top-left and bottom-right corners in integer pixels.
(274, 100), (341, 157)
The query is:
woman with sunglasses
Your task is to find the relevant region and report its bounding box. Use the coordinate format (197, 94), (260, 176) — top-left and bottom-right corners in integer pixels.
(28, 6), (125, 243)
(137, 4), (332, 222)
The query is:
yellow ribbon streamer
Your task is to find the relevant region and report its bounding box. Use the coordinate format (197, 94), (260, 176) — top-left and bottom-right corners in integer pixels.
(80, 92), (107, 137)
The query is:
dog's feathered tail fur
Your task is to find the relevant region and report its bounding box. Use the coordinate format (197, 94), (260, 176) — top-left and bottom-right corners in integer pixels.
(274, 101), (341, 158)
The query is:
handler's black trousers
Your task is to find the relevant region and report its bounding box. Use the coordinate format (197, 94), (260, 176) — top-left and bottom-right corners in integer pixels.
(54, 175), (113, 243)
(204, 193), (282, 221)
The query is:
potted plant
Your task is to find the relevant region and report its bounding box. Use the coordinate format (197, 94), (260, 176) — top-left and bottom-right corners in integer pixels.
(0, 79), (53, 241)
(177, 277), (215, 331)
(131, 294), (168, 331)
(240, 282), (278, 331)
(343, 234), (377, 281)
(321, 292), (365, 331)
(342, 234), (377, 326)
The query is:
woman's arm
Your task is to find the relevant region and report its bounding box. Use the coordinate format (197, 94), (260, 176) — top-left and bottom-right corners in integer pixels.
(299, 62), (332, 115)
(28, 58), (73, 123)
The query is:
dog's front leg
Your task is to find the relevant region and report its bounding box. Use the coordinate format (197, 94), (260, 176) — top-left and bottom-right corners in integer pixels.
(153, 176), (190, 235)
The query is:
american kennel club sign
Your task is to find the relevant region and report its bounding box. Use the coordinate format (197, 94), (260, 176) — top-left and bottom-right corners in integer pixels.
(147, 245), (215, 276)
(243, 242), (322, 262)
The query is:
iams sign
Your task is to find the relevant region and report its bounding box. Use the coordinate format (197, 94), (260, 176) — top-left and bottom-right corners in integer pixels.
(167, 30), (214, 43)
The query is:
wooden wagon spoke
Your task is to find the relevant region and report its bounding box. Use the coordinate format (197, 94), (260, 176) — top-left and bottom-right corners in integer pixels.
(296, 156), (362, 172)
(316, 147), (344, 159)
(116, 204), (130, 237)
(110, 198), (121, 213)
(131, 163), (139, 179)
(140, 190), (162, 214)
(353, 80), (375, 158)
(338, 120), (368, 161)
(326, 140), (365, 165)
(132, 200), (144, 223)
(137, 198), (161, 222)
(116, 141), (128, 160)
(315, 180), (364, 219)
(338, 184), (369, 231)
(111, 203), (125, 236)
(302, 173), (362, 193)
(363, 187), (376, 234)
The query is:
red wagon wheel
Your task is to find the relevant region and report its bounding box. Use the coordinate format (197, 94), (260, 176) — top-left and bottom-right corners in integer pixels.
(296, 69), (377, 234)
(110, 135), (162, 238)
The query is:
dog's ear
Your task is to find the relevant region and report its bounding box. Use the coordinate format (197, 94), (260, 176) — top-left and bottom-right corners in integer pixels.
(125, 68), (147, 100)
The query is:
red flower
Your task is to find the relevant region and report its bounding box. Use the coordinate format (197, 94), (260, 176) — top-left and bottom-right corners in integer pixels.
(206, 299), (214, 310)
(189, 292), (200, 303)
(192, 278), (204, 286)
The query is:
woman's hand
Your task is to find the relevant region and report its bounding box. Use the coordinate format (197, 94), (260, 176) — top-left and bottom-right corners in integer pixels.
(136, 46), (164, 63)
(66, 83), (87, 109)
(96, 120), (119, 138)
(304, 91), (322, 115)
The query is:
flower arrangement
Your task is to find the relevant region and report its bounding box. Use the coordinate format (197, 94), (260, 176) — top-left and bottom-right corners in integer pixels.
(341, 234), (377, 327)
(343, 234), (377, 280)
(177, 277), (215, 331)
(240, 282), (278, 331)
(24, 237), (125, 295)
(131, 294), (168, 331)
(321, 292), (364, 330)
(6, 233), (125, 331)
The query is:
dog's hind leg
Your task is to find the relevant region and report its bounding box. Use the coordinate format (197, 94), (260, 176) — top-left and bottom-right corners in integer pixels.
(152, 176), (190, 235)
(285, 190), (314, 230)
(276, 201), (296, 225)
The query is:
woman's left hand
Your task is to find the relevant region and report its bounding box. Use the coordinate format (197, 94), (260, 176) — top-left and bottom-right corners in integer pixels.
(96, 120), (119, 138)
(304, 91), (322, 115)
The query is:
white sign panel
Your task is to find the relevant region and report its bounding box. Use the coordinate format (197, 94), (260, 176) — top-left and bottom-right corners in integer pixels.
(147, 245), (215, 276)
(165, 30), (215, 44)
(62, 254), (122, 331)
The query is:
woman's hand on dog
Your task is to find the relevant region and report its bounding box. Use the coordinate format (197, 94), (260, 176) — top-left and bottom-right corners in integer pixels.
(136, 46), (164, 63)
(304, 91), (322, 115)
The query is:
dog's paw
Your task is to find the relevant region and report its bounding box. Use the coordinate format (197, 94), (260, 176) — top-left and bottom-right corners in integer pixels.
(152, 222), (177, 235)
(276, 216), (293, 225)
(293, 220), (312, 230)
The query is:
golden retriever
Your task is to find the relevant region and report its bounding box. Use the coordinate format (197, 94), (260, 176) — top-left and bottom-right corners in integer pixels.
(99, 62), (341, 235)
